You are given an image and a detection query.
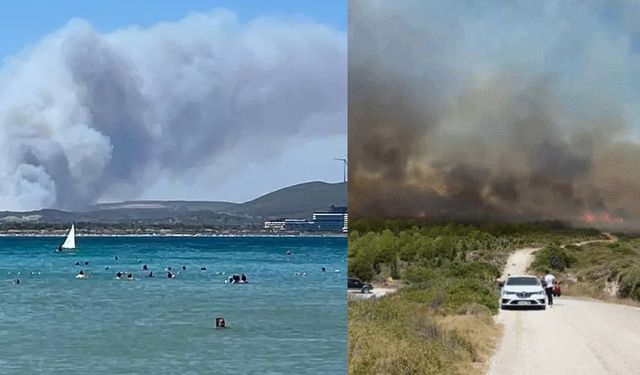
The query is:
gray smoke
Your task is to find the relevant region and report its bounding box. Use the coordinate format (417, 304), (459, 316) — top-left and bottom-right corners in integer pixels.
(0, 10), (346, 210)
(350, 0), (640, 226)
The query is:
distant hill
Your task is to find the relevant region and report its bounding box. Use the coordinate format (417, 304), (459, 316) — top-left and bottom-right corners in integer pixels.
(224, 181), (347, 219)
(86, 200), (237, 212)
(0, 181), (347, 227)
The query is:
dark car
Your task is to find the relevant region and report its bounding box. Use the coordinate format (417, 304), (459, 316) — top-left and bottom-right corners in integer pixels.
(348, 277), (373, 293)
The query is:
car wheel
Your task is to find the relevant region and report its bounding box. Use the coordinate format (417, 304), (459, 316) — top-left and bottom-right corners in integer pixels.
(362, 286), (371, 294)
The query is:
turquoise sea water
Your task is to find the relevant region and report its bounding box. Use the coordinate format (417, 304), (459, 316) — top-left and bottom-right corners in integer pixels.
(0, 236), (347, 374)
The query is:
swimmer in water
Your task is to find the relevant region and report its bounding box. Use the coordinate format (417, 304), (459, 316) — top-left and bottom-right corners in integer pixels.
(167, 272), (175, 279)
(200, 267), (207, 271)
(287, 250), (292, 255)
(215, 317), (226, 328)
(115, 256), (119, 260)
(104, 266), (110, 270)
(143, 264), (148, 271)
(76, 270), (87, 279)
(127, 273), (134, 280)
(182, 266), (187, 271)
(148, 271), (154, 278)
(84, 261), (89, 265)
(14, 279), (20, 284)
(75, 261), (80, 266)
(241, 273), (247, 283)
(321, 267), (326, 272)
(116, 272), (123, 280)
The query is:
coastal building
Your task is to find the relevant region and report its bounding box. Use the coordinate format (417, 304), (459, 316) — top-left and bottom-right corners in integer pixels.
(263, 220), (286, 231)
(312, 206), (348, 232)
(263, 206), (348, 233)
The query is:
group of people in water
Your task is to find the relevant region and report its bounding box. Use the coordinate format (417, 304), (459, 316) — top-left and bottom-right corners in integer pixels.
(13, 250), (333, 286)
(60, 255), (229, 281)
(70, 262), (235, 281)
(225, 273), (249, 284)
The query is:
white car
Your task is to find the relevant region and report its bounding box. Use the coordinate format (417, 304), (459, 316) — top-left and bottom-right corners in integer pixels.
(499, 275), (547, 310)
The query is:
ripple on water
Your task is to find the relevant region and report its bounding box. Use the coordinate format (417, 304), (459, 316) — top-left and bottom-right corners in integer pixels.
(0, 236), (347, 374)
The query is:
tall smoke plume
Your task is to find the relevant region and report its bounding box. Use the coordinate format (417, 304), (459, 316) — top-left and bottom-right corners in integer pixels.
(0, 10), (346, 210)
(350, 0), (640, 226)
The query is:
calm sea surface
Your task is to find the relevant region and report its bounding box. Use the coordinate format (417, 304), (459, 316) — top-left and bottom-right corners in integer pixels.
(0, 236), (347, 374)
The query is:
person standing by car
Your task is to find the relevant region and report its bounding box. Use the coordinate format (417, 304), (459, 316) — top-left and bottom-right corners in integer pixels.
(543, 270), (557, 307)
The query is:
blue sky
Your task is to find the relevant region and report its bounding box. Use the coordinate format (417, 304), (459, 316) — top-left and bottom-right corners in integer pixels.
(0, 1), (346, 207)
(0, 0), (346, 60)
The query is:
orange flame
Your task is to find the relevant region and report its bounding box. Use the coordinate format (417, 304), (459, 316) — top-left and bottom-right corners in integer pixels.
(581, 212), (623, 224)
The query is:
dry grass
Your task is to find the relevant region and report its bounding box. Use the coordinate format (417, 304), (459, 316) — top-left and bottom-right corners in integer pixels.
(348, 296), (501, 375)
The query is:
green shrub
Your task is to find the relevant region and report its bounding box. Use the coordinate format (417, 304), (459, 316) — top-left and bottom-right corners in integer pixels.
(349, 255), (374, 281)
(530, 245), (575, 272)
(618, 267), (640, 301)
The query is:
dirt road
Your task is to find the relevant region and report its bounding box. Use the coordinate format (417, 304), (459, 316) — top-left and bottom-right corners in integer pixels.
(488, 244), (640, 375)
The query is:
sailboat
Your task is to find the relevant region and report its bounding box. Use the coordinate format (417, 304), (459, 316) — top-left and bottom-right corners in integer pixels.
(57, 224), (76, 252)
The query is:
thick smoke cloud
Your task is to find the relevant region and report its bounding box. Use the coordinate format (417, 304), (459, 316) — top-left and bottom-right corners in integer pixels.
(0, 10), (346, 210)
(350, 0), (640, 226)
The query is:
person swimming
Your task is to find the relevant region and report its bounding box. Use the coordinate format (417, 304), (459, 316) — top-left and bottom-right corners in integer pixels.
(166, 266), (172, 271)
(76, 270), (87, 279)
(84, 261), (89, 265)
(104, 266), (110, 270)
(74, 261), (80, 266)
(148, 271), (154, 278)
(14, 279), (20, 284)
(116, 272), (123, 280)
(143, 264), (148, 271)
(215, 317), (226, 328)
(115, 256), (119, 260)
(200, 267), (207, 271)
(287, 250), (292, 255)
(182, 266), (187, 271)
(167, 272), (175, 279)
(321, 267), (326, 272)
(127, 273), (134, 280)
(240, 274), (248, 283)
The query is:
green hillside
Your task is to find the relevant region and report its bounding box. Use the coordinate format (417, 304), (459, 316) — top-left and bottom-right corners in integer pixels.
(225, 181), (347, 219)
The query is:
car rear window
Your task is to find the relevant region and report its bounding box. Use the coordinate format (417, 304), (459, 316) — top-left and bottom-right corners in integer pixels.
(506, 277), (539, 286)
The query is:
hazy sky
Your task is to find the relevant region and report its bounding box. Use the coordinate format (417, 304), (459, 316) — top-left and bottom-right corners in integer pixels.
(0, 1), (346, 208)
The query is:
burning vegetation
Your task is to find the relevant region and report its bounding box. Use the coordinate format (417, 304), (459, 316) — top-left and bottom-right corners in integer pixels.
(350, 1), (640, 228)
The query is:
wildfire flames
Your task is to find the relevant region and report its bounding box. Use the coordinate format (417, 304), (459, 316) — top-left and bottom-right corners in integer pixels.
(581, 212), (624, 225)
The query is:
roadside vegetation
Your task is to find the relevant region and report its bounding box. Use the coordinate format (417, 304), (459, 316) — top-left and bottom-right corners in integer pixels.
(348, 219), (600, 375)
(529, 235), (640, 303)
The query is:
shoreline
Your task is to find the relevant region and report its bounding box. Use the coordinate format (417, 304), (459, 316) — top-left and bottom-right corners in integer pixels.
(0, 232), (348, 238)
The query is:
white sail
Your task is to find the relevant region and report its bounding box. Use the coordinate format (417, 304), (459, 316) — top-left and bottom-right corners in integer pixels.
(61, 224), (76, 249)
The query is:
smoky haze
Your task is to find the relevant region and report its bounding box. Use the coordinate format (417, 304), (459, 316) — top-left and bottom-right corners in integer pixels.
(349, 0), (640, 227)
(0, 10), (346, 211)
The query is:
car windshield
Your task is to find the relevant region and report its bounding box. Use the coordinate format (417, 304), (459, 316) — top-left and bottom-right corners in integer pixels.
(506, 277), (539, 286)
